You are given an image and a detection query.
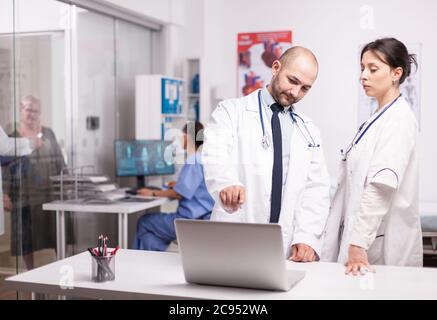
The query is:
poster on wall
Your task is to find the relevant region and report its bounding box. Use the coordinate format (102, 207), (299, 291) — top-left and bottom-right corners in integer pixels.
(358, 43), (421, 129)
(237, 31), (292, 97)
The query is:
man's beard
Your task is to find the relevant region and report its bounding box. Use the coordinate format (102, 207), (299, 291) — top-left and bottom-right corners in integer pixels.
(271, 82), (297, 106)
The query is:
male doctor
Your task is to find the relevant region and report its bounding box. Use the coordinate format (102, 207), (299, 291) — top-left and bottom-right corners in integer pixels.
(202, 47), (330, 262)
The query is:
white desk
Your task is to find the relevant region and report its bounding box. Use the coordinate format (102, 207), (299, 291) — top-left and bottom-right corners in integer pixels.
(4, 250), (437, 300)
(43, 199), (171, 260)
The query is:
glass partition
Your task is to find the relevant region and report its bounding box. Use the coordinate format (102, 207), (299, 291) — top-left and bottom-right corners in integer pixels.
(0, 0), (17, 300)
(0, 0), (155, 299)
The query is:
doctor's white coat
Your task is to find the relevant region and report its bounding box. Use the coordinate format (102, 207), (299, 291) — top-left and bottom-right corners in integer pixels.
(202, 90), (330, 258)
(321, 96), (422, 266)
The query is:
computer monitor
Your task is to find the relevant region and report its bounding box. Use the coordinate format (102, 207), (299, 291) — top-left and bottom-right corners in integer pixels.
(115, 140), (175, 186)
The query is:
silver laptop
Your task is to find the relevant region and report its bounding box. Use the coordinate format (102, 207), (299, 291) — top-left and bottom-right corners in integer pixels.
(175, 219), (305, 291)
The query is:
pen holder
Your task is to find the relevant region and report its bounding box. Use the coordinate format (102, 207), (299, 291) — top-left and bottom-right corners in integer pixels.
(91, 255), (115, 282)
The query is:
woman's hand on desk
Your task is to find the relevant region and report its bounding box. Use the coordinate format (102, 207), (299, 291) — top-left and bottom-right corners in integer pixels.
(138, 188), (182, 200)
(138, 188), (156, 197)
(166, 181), (177, 189)
(345, 245), (375, 276)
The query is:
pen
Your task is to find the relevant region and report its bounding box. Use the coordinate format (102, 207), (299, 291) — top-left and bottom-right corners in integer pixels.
(98, 235), (103, 256)
(104, 237), (108, 256)
(111, 246), (120, 256)
(93, 248), (99, 256)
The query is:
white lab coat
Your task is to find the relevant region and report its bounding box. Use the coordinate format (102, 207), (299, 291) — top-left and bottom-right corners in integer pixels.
(202, 90), (330, 258)
(0, 126), (33, 235)
(321, 96), (422, 266)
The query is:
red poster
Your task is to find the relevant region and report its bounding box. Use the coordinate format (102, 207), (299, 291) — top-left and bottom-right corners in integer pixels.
(238, 31), (292, 96)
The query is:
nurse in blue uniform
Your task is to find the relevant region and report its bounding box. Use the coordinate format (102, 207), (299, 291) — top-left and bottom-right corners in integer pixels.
(133, 122), (214, 251)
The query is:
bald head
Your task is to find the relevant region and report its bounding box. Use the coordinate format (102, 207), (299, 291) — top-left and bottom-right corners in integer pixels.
(268, 46), (319, 107)
(279, 46), (319, 70)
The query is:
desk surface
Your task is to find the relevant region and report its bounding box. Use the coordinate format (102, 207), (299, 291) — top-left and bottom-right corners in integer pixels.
(43, 198), (169, 214)
(4, 250), (437, 300)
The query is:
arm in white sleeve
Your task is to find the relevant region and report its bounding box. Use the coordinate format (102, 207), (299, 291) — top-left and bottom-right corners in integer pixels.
(202, 102), (242, 204)
(291, 127), (331, 258)
(351, 107), (417, 249)
(349, 176), (396, 249)
(0, 126), (33, 156)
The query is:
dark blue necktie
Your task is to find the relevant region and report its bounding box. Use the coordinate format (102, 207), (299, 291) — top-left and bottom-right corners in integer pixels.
(270, 103), (284, 223)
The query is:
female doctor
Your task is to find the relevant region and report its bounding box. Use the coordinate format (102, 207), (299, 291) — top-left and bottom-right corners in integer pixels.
(0, 125), (41, 236)
(321, 38), (422, 274)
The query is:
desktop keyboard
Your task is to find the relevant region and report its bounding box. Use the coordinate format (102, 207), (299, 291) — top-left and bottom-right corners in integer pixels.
(125, 186), (161, 195)
(120, 196), (155, 203)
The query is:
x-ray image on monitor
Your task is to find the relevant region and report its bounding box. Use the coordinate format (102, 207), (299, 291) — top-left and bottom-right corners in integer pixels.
(115, 140), (175, 177)
(140, 147), (149, 174)
(155, 144), (166, 170)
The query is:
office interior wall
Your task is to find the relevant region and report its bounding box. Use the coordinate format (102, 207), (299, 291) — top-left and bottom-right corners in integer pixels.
(0, 1), (158, 281)
(72, 9), (156, 253)
(0, 0), (68, 33)
(72, 10), (118, 251)
(0, 0), (71, 295)
(103, 0), (170, 23)
(0, 45), (12, 128)
(191, 0), (437, 202)
(115, 19), (153, 191)
(102, 0), (185, 25)
(115, 20), (153, 141)
(75, 10), (116, 176)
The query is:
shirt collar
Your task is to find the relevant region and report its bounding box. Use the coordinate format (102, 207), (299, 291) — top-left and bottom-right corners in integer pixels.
(261, 86), (293, 112)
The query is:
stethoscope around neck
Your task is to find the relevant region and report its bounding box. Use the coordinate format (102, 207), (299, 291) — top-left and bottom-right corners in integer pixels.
(341, 93), (402, 161)
(257, 90), (320, 150)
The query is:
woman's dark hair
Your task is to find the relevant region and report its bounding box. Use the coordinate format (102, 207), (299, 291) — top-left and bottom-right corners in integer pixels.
(360, 37), (417, 84)
(182, 121), (204, 149)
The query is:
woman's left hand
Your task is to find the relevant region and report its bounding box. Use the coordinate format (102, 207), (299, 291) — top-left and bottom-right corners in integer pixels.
(166, 181), (177, 189)
(345, 245), (375, 276)
(138, 188), (154, 197)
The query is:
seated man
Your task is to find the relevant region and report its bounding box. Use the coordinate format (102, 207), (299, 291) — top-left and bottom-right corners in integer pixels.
(133, 122), (214, 251)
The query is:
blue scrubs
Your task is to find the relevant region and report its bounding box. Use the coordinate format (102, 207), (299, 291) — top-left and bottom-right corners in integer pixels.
(134, 152), (214, 251)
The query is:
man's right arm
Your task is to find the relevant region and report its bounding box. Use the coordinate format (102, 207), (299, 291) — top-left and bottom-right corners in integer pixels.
(202, 102), (245, 213)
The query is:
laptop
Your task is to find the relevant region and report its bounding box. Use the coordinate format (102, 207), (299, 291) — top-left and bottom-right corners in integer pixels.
(174, 219), (305, 291)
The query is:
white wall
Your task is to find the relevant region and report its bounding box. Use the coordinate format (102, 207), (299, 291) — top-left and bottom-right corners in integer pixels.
(103, 0), (170, 22)
(0, 0), (69, 33)
(192, 0), (437, 202)
(178, 0), (204, 58)
(101, 0), (187, 78)
(102, 0), (185, 25)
